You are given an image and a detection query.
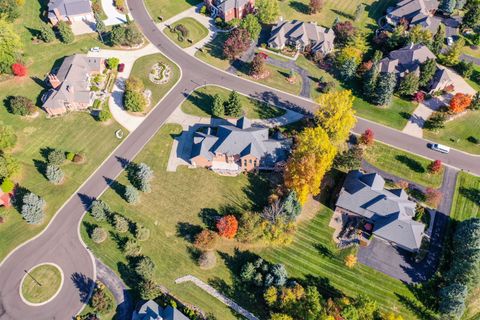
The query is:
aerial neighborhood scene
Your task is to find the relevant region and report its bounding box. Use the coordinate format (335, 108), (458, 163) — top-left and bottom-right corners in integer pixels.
(1, 0), (480, 318)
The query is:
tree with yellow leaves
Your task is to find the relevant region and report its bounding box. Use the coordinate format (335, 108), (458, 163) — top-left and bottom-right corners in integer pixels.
(344, 254), (357, 268)
(315, 90), (357, 144)
(284, 126), (337, 205)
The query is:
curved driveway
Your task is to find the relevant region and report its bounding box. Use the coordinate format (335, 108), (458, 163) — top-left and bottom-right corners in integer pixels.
(0, 1), (479, 319)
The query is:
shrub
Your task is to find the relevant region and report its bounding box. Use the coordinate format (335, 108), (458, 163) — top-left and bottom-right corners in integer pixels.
(198, 251), (216, 269)
(91, 227), (107, 243)
(139, 279), (162, 300)
(114, 0), (124, 10)
(216, 215), (238, 239)
(425, 188), (442, 207)
(175, 24), (189, 37)
(124, 90), (147, 112)
(66, 152), (75, 161)
(56, 21), (74, 44)
(359, 128), (374, 146)
(21, 192), (46, 224)
(8, 96), (35, 115)
(73, 153), (85, 163)
(428, 160), (442, 174)
(106, 57), (120, 70)
(135, 223), (150, 241)
(135, 256), (155, 279)
(424, 112), (446, 131)
(124, 185), (139, 204)
(1, 179), (14, 193)
(47, 149), (66, 165)
(11, 63), (27, 77)
(0, 153), (20, 179)
(125, 76), (144, 92)
(413, 91), (425, 103)
(46, 164), (64, 184)
(90, 200), (110, 221)
(98, 106), (112, 122)
(0, 126), (17, 150)
(345, 254), (357, 268)
(123, 238), (142, 256)
(194, 230), (218, 251)
(199, 5), (207, 14)
(113, 215), (129, 233)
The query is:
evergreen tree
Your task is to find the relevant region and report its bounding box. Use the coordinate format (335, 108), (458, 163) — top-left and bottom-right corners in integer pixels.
(90, 199), (110, 221)
(113, 215), (129, 233)
(463, 0), (480, 28)
(224, 90), (242, 117)
(374, 72), (396, 106)
(431, 24), (446, 54)
(38, 24), (55, 43)
(211, 94), (224, 117)
(337, 57), (358, 80)
(21, 192), (46, 224)
(125, 185), (139, 204)
(439, 283), (468, 319)
(95, 14), (106, 43)
(363, 61), (379, 100)
(419, 58), (437, 88)
(57, 21), (74, 44)
(132, 163), (153, 192)
(440, 0), (456, 14)
(46, 164), (65, 184)
(398, 72), (419, 96)
(282, 191), (302, 222)
(136, 256), (156, 280)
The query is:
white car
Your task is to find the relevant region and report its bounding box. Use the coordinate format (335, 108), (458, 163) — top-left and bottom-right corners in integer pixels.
(446, 37), (454, 46)
(90, 47), (100, 53)
(431, 143), (450, 154)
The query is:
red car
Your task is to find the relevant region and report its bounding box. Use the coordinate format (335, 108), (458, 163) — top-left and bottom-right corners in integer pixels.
(118, 63), (125, 72)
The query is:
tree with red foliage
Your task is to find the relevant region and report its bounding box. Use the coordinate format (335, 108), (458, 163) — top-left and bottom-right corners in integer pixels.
(216, 215), (238, 239)
(449, 93), (472, 113)
(357, 60), (373, 76)
(413, 91), (425, 103)
(359, 128), (374, 146)
(428, 160), (442, 174)
(309, 0), (323, 14)
(425, 188), (442, 207)
(333, 21), (356, 44)
(223, 28), (251, 60)
(11, 63), (27, 77)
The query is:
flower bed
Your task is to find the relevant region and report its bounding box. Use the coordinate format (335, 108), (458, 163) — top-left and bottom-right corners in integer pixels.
(149, 62), (172, 84)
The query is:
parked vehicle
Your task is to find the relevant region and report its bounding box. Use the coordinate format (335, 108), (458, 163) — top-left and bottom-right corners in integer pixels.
(118, 63), (125, 72)
(90, 47), (100, 53)
(446, 37), (454, 46)
(431, 143), (450, 154)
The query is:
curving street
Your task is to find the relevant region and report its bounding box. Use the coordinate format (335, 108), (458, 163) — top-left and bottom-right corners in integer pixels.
(0, 0), (479, 319)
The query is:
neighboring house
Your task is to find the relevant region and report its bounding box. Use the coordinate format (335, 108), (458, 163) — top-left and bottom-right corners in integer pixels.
(386, 0), (440, 32)
(47, 0), (94, 25)
(190, 117), (291, 174)
(204, 0), (255, 22)
(268, 20), (335, 54)
(379, 44), (455, 93)
(43, 54), (103, 116)
(132, 300), (189, 320)
(335, 170), (425, 252)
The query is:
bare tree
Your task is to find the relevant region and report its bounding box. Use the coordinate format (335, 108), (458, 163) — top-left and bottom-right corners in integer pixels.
(261, 200), (285, 223)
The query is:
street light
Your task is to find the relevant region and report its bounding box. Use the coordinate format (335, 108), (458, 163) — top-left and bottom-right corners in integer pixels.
(24, 269), (42, 287)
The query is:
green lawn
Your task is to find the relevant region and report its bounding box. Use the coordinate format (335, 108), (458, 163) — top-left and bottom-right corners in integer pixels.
(364, 142), (445, 188)
(145, 0), (201, 21)
(195, 32), (231, 70)
(181, 85), (286, 119)
(259, 207), (418, 317)
(164, 17), (209, 48)
(450, 172), (480, 221)
(129, 53), (181, 114)
(82, 123), (424, 319)
(21, 264), (62, 304)
(423, 111), (480, 155)
(277, 0), (395, 31)
(462, 45), (480, 59)
(295, 55), (341, 101)
(245, 64), (303, 96)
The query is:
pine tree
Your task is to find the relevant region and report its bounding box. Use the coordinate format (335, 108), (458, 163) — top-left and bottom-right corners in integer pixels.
(374, 72), (397, 106)
(134, 163), (153, 193)
(38, 24), (55, 43)
(463, 0), (480, 28)
(224, 90), (242, 117)
(441, 38), (465, 66)
(363, 61), (379, 101)
(337, 57), (358, 81)
(21, 192), (46, 224)
(211, 94), (224, 117)
(125, 185), (139, 204)
(398, 72), (420, 96)
(90, 199), (110, 221)
(440, 0), (456, 14)
(431, 24), (446, 54)
(419, 58), (437, 88)
(46, 164), (65, 184)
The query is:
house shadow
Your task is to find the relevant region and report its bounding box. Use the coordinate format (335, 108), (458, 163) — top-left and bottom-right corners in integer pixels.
(71, 272), (95, 303)
(289, 1), (310, 14)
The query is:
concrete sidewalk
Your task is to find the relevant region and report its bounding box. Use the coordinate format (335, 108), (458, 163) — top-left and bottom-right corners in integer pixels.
(87, 43), (160, 132)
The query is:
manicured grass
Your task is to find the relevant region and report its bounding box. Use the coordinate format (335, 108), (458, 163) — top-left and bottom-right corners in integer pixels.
(195, 32), (231, 70)
(363, 142), (445, 188)
(259, 207), (418, 317)
(462, 45), (480, 59)
(277, 0), (395, 31)
(181, 85), (286, 119)
(423, 111), (480, 155)
(295, 55), (341, 101)
(450, 172), (480, 221)
(129, 53), (181, 114)
(145, 0), (201, 21)
(164, 17), (209, 48)
(21, 264), (62, 303)
(80, 284), (116, 318)
(246, 64), (303, 96)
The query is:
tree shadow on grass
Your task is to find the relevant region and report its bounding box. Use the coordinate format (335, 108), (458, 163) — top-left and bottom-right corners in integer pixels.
(459, 187), (480, 204)
(198, 208), (220, 230)
(176, 221), (203, 243)
(185, 90), (214, 115)
(395, 293), (437, 320)
(395, 155), (425, 173)
(71, 272), (95, 303)
(104, 177), (126, 201)
(11, 185), (31, 213)
(83, 221), (98, 237)
(110, 231), (129, 251)
(313, 243), (335, 259)
(32, 159), (48, 180)
(289, 0), (310, 14)
(400, 111), (412, 120)
(243, 173), (272, 212)
(330, 9), (354, 20)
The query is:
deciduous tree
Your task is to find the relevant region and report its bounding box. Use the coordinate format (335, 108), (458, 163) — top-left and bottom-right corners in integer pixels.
(0, 126), (16, 150)
(441, 38), (464, 66)
(428, 160), (442, 174)
(333, 21), (356, 45)
(309, 0), (323, 14)
(449, 93), (472, 113)
(223, 28), (251, 60)
(239, 14), (261, 40)
(194, 229), (218, 251)
(139, 279), (161, 300)
(8, 96), (35, 115)
(135, 223), (150, 241)
(0, 152), (19, 179)
(256, 0), (280, 24)
(0, 18), (23, 74)
(250, 53), (266, 77)
(408, 25), (432, 45)
(463, 0), (480, 28)
(216, 215), (238, 239)
(425, 188), (442, 207)
(284, 126), (337, 204)
(359, 128), (374, 146)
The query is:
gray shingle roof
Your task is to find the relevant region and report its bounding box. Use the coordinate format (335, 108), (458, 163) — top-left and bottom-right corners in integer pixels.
(388, 0), (439, 31)
(133, 300), (190, 320)
(214, 0), (250, 12)
(379, 44), (436, 76)
(48, 0), (92, 17)
(191, 117), (291, 166)
(336, 170), (424, 251)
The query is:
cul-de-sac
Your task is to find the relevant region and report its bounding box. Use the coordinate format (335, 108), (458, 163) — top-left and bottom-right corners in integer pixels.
(0, 0), (479, 319)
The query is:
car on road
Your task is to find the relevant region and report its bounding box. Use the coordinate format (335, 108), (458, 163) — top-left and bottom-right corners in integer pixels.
(431, 143), (450, 154)
(446, 37), (454, 46)
(90, 47), (100, 53)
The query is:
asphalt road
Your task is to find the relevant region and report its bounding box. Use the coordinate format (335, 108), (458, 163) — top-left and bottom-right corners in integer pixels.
(0, 1), (479, 319)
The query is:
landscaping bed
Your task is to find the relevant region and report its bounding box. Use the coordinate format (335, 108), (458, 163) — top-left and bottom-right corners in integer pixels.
(21, 264), (62, 304)
(363, 142), (445, 188)
(245, 64), (303, 96)
(181, 85), (286, 119)
(164, 17), (209, 48)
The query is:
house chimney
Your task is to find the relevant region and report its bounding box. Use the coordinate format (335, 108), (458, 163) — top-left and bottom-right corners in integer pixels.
(48, 74), (61, 89)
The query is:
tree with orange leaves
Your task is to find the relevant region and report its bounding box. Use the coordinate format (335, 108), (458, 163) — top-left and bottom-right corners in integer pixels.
(216, 215), (238, 239)
(449, 93), (472, 113)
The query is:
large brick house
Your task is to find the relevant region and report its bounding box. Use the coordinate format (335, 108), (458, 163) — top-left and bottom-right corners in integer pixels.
(47, 0), (94, 25)
(43, 54), (103, 116)
(190, 117), (291, 174)
(204, 0), (255, 22)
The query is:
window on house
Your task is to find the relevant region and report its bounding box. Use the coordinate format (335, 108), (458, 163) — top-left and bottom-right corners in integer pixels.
(249, 159), (252, 164)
